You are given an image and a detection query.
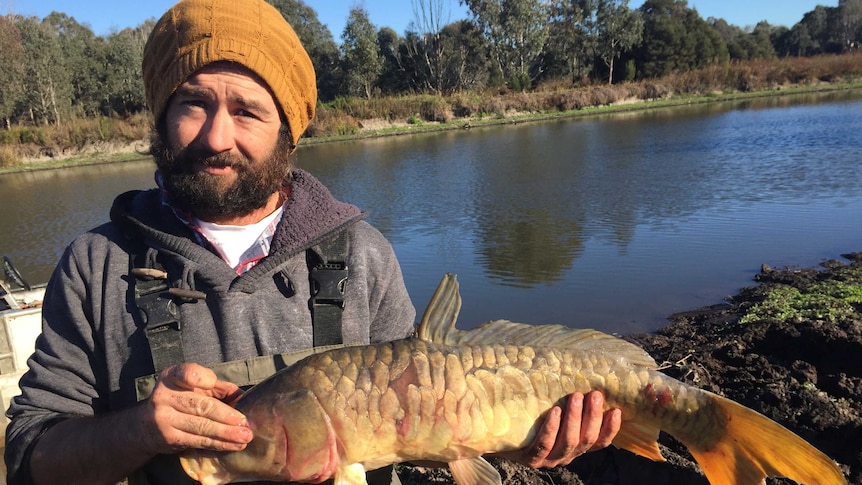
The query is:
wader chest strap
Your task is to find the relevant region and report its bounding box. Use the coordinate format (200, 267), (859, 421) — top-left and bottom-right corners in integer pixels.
(134, 344), (352, 400)
(132, 230), (350, 377)
(133, 267), (184, 375)
(309, 231), (350, 346)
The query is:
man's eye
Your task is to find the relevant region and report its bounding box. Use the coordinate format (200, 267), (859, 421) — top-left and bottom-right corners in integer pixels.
(184, 100), (207, 109)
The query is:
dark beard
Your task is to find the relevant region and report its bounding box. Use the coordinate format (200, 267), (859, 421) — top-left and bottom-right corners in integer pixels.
(150, 131), (293, 221)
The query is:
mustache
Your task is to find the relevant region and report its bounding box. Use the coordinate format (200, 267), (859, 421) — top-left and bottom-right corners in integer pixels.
(170, 146), (251, 173)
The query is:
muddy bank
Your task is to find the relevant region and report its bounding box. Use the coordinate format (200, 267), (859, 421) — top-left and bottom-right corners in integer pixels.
(399, 252), (862, 484)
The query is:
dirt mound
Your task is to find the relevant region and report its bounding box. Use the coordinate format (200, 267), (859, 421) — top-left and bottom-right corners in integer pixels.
(399, 252), (862, 484)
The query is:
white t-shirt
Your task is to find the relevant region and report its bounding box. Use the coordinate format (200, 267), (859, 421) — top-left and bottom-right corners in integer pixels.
(195, 207), (284, 269)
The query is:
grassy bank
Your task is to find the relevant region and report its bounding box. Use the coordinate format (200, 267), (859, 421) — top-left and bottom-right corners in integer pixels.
(2, 52), (861, 174)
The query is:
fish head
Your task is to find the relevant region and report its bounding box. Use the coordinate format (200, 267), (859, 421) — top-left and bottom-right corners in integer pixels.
(180, 388), (339, 484)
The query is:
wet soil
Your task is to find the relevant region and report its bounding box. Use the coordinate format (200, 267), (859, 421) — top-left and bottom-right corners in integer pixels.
(399, 252), (862, 484)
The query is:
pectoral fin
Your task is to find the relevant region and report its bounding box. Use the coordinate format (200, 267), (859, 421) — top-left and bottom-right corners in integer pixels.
(612, 420), (665, 461)
(448, 456), (502, 485)
(334, 463), (368, 485)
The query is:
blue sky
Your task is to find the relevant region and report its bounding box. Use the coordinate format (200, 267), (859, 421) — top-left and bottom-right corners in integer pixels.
(12, 0), (835, 39)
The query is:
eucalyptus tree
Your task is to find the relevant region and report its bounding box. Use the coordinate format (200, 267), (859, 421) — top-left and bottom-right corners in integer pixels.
(749, 21), (777, 59)
(636, 0), (726, 78)
(797, 5), (833, 54)
(775, 2), (860, 55)
(43, 12), (105, 117)
(710, 17), (755, 59)
(401, 0), (488, 94)
(268, 0), (342, 101)
(377, 27), (410, 94)
(402, 0), (451, 94)
(837, 0), (862, 50)
(439, 20), (492, 91)
(15, 15), (71, 125)
(546, 0), (591, 83)
(0, 14), (25, 128)
(341, 7), (382, 98)
(595, 0), (642, 84)
(461, 0), (549, 90)
(637, 0), (692, 77)
(779, 22), (816, 56)
(103, 23), (151, 116)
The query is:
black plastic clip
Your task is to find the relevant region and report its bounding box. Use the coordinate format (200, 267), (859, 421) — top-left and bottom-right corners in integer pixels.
(310, 263), (349, 307)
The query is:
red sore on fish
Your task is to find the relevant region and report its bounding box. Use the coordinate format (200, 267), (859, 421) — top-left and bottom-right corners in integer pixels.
(643, 383), (675, 412)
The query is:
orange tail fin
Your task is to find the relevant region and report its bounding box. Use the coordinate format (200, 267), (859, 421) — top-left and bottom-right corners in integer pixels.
(685, 393), (846, 485)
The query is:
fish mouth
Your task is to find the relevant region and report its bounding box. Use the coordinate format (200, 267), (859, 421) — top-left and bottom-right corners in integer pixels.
(179, 452), (234, 485)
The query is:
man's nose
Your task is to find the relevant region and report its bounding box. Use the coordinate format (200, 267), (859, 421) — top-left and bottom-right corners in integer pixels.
(198, 107), (235, 153)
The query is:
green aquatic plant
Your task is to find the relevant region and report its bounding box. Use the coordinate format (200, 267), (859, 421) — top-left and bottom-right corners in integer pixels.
(740, 268), (862, 324)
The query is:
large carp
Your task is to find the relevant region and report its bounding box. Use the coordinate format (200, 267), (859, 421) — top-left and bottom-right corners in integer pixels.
(181, 274), (846, 485)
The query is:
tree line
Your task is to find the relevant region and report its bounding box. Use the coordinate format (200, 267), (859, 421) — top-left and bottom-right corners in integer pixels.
(1, 0), (860, 130)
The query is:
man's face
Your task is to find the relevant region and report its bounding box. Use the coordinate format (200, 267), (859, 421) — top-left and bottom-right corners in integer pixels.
(152, 63), (291, 223)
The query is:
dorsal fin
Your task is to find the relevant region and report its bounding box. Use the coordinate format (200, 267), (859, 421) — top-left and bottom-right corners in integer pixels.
(416, 273), (462, 343)
(417, 274), (658, 369)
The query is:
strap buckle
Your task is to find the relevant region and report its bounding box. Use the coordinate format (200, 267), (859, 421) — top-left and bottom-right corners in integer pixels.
(135, 279), (183, 373)
(310, 263), (348, 307)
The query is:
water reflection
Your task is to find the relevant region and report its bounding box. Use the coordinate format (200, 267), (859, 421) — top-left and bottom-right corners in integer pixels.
(300, 92), (862, 331)
(2, 91), (861, 333)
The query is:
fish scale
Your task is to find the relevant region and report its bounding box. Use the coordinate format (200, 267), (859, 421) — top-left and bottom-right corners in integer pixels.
(181, 274), (847, 485)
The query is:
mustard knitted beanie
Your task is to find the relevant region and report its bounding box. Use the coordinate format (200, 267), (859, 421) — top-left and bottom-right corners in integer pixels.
(142, 0), (317, 147)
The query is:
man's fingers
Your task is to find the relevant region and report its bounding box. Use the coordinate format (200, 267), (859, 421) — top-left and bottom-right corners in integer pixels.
(170, 414), (253, 451)
(160, 363), (219, 392)
(143, 363), (252, 454)
(593, 408), (622, 450)
(543, 392), (584, 463)
(521, 406), (562, 466)
(528, 391), (619, 468)
(578, 391), (605, 448)
(147, 393), (252, 452)
(169, 391), (247, 426)
(494, 391), (621, 470)
(212, 380), (244, 403)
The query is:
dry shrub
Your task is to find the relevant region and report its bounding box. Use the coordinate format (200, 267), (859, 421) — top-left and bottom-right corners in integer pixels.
(116, 113), (152, 141)
(588, 86), (620, 106)
(306, 106), (360, 138)
(552, 90), (589, 111)
(419, 97), (453, 123)
(480, 97), (507, 117)
(824, 51), (862, 78)
(537, 92), (560, 111)
(325, 96), (381, 120)
(387, 96), (433, 120)
(450, 93), (483, 117)
(659, 53), (862, 95)
(0, 145), (20, 168)
(725, 64), (757, 92)
(500, 92), (539, 113)
(534, 77), (575, 93)
(666, 68), (717, 94)
(10, 143), (41, 160)
(642, 82), (672, 99)
(622, 82), (648, 100)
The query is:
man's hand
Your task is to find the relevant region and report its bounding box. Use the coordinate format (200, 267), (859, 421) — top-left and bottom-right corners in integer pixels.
(137, 362), (253, 455)
(30, 363), (252, 485)
(498, 391), (621, 468)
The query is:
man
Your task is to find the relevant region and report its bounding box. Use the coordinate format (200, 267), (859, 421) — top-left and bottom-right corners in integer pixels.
(5, 0), (620, 483)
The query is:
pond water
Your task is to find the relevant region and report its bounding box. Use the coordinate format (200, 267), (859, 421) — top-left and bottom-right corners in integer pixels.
(2, 90), (861, 334)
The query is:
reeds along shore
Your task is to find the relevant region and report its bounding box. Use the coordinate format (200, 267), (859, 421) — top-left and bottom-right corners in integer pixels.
(2, 52), (861, 170)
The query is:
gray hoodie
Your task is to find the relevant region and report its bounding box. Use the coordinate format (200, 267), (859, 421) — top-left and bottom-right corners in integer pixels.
(5, 169), (416, 484)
